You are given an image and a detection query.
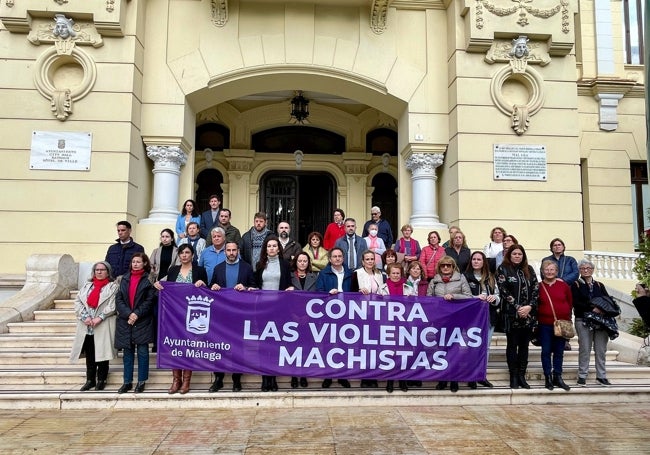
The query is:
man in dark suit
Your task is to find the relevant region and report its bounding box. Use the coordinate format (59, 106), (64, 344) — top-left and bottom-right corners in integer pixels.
(105, 221), (144, 277)
(199, 194), (222, 239)
(334, 218), (366, 271)
(208, 241), (256, 392)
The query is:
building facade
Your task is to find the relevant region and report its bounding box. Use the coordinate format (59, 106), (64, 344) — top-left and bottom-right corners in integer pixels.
(0, 0), (645, 274)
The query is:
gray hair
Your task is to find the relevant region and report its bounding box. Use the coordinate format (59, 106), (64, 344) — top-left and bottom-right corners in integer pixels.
(578, 258), (595, 269)
(210, 226), (226, 236)
(89, 261), (114, 281)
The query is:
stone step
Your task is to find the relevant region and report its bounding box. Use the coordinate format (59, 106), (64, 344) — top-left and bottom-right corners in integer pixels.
(33, 309), (76, 321)
(6, 321), (76, 334)
(53, 299), (75, 310)
(0, 385), (649, 411)
(0, 335), (74, 349)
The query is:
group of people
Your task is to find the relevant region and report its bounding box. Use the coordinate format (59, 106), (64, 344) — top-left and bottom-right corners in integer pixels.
(70, 199), (619, 395)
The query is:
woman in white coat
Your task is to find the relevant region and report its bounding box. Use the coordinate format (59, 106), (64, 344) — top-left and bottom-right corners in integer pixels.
(70, 261), (118, 391)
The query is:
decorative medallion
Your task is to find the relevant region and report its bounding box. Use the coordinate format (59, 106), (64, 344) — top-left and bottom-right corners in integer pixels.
(370, 0), (391, 35)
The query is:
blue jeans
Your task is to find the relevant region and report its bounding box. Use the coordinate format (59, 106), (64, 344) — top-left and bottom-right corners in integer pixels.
(539, 324), (565, 376)
(122, 343), (149, 383)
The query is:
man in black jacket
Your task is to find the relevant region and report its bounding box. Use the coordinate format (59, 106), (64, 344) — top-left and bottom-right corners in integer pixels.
(105, 221), (144, 277)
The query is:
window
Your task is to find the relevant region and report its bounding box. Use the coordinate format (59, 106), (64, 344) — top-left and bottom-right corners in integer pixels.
(631, 162), (649, 248)
(624, 0), (645, 64)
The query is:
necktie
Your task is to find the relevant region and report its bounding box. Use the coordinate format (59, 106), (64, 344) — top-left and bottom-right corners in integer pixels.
(348, 237), (355, 269)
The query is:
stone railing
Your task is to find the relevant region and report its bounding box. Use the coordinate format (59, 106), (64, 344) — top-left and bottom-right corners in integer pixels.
(583, 250), (639, 280)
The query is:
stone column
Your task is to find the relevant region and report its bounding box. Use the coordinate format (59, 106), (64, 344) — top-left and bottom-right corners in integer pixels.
(405, 153), (445, 227)
(140, 145), (188, 223)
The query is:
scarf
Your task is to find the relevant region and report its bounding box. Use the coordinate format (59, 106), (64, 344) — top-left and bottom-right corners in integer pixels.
(128, 269), (145, 310)
(368, 235), (380, 263)
(441, 275), (451, 283)
(251, 228), (269, 266)
(387, 278), (405, 296)
(88, 277), (109, 309)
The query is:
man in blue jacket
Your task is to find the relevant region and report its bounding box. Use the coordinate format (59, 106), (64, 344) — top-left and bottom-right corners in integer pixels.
(105, 221), (144, 277)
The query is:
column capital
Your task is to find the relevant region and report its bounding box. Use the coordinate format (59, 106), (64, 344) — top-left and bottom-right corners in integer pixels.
(146, 145), (188, 170)
(405, 153), (444, 174)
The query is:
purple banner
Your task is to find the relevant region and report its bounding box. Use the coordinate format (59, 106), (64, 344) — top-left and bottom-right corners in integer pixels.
(157, 282), (489, 381)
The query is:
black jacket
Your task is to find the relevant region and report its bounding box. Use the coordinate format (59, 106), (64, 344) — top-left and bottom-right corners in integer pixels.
(254, 258), (292, 290)
(115, 272), (156, 348)
(210, 260), (256, 288)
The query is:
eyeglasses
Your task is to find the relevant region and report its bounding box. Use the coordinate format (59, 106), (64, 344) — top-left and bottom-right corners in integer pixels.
(94, 268), (107, 272)
(440, 264), (453, 268)
(579, 267), (594, 270)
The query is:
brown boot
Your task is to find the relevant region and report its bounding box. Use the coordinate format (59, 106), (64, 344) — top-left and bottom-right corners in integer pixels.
(180, 370), (193, 394)
(168, 369), (182, 394)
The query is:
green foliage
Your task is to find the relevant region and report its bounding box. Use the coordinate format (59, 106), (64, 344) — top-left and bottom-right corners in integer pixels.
(633, 232), (650, 297)
(628, 318), (650, 338)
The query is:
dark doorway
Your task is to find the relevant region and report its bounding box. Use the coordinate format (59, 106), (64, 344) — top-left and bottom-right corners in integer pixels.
(370, 173), (398, 245)
(195, 169), (224, 213)
(260, 171), (336, 246)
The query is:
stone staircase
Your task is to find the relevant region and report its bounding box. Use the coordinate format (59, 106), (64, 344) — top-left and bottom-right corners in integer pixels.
(1, 291), (649, 410)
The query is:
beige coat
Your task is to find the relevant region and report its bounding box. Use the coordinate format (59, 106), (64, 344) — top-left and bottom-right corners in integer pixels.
(69, 281), (118, 363)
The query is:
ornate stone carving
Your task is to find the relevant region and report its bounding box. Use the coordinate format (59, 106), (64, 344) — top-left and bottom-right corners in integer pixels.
(489, 38), (545, 136)
(28, 15), (103, 49)
(405, 153), (444, 174)
(106, 0), (116, 13)
(345, 163), (367, 174)
(54, 0), (69, 5)
(475, 0), (570, 33)
(146, 146), (188, 169)
(211, 0), (228, 27)
(485, 37), (550, 66)
(5, 0), (14, 7)
(370, 0), (391, 35)
(228, 159), (252, 172)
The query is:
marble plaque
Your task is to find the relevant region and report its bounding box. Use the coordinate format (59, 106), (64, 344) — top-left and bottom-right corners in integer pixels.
(30, 131), (92, 170)
(493, 144), (547, 181)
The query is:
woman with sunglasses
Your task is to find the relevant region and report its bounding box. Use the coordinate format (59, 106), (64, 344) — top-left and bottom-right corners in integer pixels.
(426, 256), (471, 392)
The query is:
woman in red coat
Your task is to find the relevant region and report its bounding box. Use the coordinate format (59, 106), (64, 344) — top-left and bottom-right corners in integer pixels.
(538, 259), (573, 391)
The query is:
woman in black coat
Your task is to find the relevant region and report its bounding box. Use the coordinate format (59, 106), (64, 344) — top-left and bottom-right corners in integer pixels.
(154, 243), (208, 394)
(254, 236), (293, 391)
(115, 253), (157, 393)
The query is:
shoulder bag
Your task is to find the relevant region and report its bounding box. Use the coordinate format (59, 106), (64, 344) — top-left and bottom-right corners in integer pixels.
(542, 283), (575, 339)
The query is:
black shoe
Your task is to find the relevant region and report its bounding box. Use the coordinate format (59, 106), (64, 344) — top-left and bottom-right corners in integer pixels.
(117, 383), (132, 394)
(435, 381), (447, 390)
(509, 372), (519, 389)
(478, 380), (493, 388)
(261, 376), (270, 392)
(596, 377), (611, 386)
(134, 381), (146, 393)
(518, 375), (530, 389)
(95, 380), (107, 391)
(386, 380), (394, 393)
(450, 382), (459, 393)
(299, 377), (308, 388)
(322, 379), (332, 388)
(553, 374), (571, 391)
(468, 381), (477, 389)
(398, 381), (408, 392)
(80, 380), (96, 392)
(544, 375), (554, 391)
(270, 377), (278, 392)
(338, 379), (351, 388)
(209, 377), (224, 393)
(360, 380), (368, 387)
(368, 380), (378, 388)
(232, 380), (242, 392)
(290, 377), (299, 389)
(576, 377), (586, 386)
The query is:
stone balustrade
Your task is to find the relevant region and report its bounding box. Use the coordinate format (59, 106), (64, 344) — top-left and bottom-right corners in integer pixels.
(583, 251), (639, 280)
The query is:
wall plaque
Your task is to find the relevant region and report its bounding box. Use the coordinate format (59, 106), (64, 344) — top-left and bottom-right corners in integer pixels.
(493, 144), (547, 181)
(30, 131), (92, 170)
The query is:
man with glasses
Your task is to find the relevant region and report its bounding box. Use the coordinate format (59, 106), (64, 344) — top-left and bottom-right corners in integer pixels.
(105, 221), (144, 277)
(362, 206), (393, 249)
